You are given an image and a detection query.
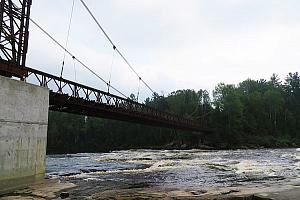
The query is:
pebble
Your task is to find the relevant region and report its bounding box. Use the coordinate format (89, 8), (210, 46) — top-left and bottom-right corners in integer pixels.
(60, 192), (69, 199)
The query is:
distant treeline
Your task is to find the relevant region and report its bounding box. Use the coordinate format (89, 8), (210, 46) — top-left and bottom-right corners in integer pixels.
(47, 72), (300, 154)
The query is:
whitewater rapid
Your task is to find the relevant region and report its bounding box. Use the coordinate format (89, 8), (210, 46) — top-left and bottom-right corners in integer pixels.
(46, 148), (300, 191)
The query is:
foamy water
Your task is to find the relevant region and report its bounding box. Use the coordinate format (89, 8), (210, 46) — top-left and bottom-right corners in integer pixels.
(46, 148), (300, 191)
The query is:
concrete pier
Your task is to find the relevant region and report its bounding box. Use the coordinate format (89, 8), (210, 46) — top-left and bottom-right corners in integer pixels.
(0, 75), (49, 193)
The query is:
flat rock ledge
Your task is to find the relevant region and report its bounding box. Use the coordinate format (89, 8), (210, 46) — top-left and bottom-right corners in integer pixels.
(0, 179), (76, 200)
(0, 180), (300, 200)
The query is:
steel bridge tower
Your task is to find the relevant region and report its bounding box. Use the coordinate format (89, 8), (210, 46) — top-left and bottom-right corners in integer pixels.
(0, 0), (31, 79)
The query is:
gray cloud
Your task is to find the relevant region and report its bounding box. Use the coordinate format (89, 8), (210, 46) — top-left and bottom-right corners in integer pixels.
(27, 0), (300, 101)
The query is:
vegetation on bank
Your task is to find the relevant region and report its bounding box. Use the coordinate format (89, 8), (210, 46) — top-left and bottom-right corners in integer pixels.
(47, 72), (300, 154)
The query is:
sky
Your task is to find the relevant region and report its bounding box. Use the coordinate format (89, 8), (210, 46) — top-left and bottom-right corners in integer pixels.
(26, 0), (300, 101)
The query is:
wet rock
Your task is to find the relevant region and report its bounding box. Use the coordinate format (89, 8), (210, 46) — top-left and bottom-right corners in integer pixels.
(221, 189), (240, 195)
(190, 190), (207, 195)
(80, 169), (91, 173)
(292, 182), (300, 186)
(206, 163), (231, 171)
(60, 192), (69, 199)
(127, 183), (150, 189)
(225, 195), (273, 200)
(135, 157), (152, 161)
(80, 169), (106, 173)
(60, 172), (80, 177)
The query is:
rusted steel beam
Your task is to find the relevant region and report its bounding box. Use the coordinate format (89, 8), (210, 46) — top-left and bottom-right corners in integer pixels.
(0, 58), (27, 77)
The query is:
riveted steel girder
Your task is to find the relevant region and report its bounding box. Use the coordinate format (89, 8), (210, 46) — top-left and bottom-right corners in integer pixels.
(0, 0), (31, 78)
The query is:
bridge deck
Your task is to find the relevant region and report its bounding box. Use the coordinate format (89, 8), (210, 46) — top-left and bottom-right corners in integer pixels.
(0, 60), (210, 133)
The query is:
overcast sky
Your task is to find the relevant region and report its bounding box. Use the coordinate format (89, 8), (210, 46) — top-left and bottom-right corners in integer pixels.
(27, 0), (300, 100)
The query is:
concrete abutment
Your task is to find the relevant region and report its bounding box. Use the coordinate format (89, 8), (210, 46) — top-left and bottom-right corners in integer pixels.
(0, 75), (49, 193)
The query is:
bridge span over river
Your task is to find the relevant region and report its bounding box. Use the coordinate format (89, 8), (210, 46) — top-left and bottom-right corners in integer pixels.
(0, 0), (210, 193)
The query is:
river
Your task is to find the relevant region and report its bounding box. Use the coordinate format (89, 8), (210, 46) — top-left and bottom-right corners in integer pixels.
(46, 148), (300, 199)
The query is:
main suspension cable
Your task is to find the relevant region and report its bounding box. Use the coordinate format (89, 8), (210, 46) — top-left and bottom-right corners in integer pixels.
(29, 18), (128, 99)
(80, 0), (157, 95)
(60, 0), (75, 78)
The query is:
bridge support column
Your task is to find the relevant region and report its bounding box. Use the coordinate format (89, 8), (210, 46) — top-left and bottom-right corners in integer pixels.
(0, 75), (49, 194)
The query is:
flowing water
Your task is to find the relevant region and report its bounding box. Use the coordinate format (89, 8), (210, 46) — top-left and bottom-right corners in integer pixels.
(46, 148), (300, 193)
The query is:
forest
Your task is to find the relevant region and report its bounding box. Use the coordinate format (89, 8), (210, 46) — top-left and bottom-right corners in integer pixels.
(47, 72), (300, 154)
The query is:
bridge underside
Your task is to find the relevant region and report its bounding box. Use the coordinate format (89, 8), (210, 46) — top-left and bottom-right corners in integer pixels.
(0, 59), (210, 133)
(49, 92), (202, 132)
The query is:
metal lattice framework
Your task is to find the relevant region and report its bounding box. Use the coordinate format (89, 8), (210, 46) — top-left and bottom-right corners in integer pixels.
(26, 65), (206, 132)
(0, 0), (31, 78)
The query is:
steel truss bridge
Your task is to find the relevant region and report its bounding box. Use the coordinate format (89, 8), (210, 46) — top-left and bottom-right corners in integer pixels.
(0, 0), (210, 133)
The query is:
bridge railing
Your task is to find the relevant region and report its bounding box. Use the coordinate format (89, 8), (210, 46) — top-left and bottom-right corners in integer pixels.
(23, 65), (202, 129)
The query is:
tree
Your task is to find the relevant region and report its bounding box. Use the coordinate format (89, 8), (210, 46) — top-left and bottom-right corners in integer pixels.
(213, 83), (244, 145)
(263, 87), (283, 133)
(270, 73), (281, 88)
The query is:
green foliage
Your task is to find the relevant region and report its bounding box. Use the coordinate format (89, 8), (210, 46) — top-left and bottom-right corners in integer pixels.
(47, 72), (300, 153)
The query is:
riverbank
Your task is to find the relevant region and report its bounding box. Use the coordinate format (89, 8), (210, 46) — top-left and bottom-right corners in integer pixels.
(85, 184), (300, 199)
(47, 135), (300, 155)
(0, 179), (300, 199)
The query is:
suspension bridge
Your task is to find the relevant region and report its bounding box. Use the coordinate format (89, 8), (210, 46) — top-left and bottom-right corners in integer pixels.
(0, 0), (213, 192)
(0, 0), (210, 133)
